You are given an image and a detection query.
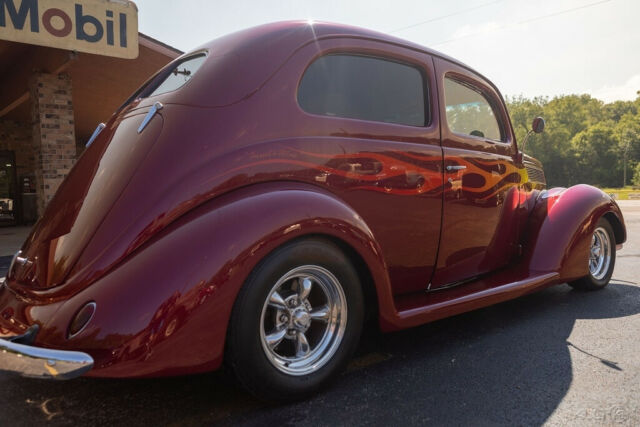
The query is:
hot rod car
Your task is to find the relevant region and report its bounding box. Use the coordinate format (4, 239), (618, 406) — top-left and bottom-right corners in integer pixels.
(0, 21), (626, 401)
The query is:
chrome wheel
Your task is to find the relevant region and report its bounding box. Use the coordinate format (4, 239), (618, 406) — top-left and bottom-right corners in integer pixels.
(259, 265), (347, 376)
(589, 226), (611, 280)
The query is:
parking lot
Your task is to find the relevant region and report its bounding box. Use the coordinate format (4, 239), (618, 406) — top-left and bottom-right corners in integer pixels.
(1, 201), (638, 426)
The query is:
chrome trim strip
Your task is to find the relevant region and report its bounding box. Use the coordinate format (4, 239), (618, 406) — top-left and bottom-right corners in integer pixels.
(137, 101), (163, 133)
(86, 123), (106, 147)
(427, 275), (479, 293)
(0, 337), (93, 380)
(539, 188), (567, 200)
(446, 165), (467, 172)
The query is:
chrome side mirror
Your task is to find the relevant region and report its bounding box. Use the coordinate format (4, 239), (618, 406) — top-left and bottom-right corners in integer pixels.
(520, 116), (545, 154)
(531, 117), (545, 133)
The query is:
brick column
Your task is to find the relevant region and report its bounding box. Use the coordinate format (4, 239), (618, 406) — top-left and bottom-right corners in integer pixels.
(30, 73), (77, 215)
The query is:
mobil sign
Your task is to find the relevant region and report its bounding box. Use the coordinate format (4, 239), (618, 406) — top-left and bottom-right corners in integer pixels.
(0, 0), (138, 58)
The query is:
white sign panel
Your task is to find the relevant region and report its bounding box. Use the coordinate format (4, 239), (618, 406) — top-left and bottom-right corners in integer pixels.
(0, 0), (139, 59)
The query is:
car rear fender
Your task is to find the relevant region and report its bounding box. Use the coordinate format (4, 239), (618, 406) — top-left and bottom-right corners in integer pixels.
(523, 184), (626, 282)
(37, 182), (392, 377)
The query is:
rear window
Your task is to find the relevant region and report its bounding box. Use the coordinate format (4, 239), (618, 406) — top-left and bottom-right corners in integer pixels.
(298, 54), (427, 126)
(148, 54), (207, 97)
(119, 53), (207, 110)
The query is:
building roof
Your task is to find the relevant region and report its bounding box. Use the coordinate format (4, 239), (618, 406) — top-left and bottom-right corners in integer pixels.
(0, 33), (182, 140)
(139, 33), (184, 58)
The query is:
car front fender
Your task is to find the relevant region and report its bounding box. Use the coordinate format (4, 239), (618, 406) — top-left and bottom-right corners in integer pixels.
(523, 184), (626, 282)
(22, 182), (391, 377)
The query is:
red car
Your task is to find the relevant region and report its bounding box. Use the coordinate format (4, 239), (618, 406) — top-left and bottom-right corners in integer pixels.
(0, 21), (626, 401)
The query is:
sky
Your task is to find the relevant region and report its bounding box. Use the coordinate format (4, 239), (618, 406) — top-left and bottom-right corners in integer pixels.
(133, 0), (640, 103)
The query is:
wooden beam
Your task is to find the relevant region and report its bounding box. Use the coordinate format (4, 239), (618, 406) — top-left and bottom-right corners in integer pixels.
(0, 92), (29, 118)
(0, 52), (77, 118)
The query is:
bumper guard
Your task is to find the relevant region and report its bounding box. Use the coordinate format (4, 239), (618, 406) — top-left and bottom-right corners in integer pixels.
(0, 332), (93, 380)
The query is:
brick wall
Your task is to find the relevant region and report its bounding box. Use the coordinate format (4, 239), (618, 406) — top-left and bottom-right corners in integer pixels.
(30, 73), (77, 214)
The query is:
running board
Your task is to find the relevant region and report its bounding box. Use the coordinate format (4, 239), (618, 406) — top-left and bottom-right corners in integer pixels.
(390, 270), (559, 329)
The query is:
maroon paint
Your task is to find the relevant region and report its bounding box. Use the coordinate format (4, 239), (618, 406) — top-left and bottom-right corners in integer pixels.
(432, 57), (521, 288)
(0, 21), (627, 378)
(525, 184), (625, 281)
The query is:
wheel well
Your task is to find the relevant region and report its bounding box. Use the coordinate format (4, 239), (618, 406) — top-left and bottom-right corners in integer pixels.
(292, 234), (379, 327)
(603, 212), (626, 244)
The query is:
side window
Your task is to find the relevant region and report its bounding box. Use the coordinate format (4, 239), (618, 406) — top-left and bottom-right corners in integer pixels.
(118, 53), (207, 110)
(298, 54), (427, 126)
(148, 54), (207, 97)
(444, 77), (503, 141)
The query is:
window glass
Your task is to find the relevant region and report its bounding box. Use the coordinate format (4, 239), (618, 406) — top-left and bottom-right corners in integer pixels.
(298, 54), (426, 126)
(444, 77), (502, 141)
(148, 54), (207, 97)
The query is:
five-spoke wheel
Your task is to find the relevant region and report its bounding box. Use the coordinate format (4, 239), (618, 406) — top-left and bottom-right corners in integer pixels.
(570, 218), (616, 291)
(588, 226), (611, 281)
(227, 238), (363, 401)
(260, 266), (347, 376)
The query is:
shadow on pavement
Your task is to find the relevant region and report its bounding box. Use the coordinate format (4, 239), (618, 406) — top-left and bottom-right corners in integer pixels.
(1, 281), (639, 426)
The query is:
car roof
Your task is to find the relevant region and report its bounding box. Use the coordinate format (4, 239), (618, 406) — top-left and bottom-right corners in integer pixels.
(196, 20), (475, 72)
(168, 20), (502, 108)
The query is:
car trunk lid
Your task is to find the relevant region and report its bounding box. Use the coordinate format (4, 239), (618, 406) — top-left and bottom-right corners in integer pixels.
(7, 104), (164, 290)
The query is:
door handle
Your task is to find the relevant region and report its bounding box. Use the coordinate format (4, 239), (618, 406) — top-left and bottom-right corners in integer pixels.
(446, 165), (467, 172)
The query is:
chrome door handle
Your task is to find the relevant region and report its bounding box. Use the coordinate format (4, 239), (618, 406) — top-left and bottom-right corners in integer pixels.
(137, 102), (163, 133)
(446, 165), (467, 172)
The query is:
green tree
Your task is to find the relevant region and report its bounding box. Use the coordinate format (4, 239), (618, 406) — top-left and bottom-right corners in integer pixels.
(507, 93), (640, 188)
(615, 113), (640, 186)
(633, 162), (640, 187)
(603, 100), (637, 121)
(506, 95), (547, 143)
(571, 122), (621, 187)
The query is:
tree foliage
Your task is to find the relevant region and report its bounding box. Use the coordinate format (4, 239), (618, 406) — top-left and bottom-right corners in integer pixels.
(506, 94), (640, 188)
(634, 163), (640, 187)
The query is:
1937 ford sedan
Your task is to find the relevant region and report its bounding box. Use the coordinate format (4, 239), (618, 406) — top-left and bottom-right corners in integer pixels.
(0, 21), (626, 401)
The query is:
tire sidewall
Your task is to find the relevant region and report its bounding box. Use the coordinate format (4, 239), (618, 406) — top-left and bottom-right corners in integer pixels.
(228, 238), (364, 399)
(586, 218), (616, 289)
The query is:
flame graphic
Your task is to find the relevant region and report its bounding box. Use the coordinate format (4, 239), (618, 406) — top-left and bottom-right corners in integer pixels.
(233, 147), (527, 200)
(200, 146), (529, 201)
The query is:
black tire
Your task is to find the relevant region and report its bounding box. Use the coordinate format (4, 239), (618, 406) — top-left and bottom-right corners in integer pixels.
(226, 237), (364, 401)
(568, 218), (616, 291)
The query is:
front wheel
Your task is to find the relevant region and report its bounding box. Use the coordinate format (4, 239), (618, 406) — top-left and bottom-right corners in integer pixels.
(568, 218), (616, 291)
(226, 238), (364, 401)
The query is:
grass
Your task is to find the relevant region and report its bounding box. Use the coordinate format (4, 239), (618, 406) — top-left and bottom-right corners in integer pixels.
(600, 186), (640, 200)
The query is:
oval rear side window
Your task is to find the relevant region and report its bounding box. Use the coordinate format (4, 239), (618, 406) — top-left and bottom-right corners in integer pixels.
(148, 54), (207, 97)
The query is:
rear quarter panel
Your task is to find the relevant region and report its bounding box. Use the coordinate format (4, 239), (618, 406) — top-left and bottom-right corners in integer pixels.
(30, 184), (392, 377)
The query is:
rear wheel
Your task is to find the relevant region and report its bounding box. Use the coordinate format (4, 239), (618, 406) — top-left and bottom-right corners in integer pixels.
(226, 238), (364, 401)
(569, 218), (616, 291)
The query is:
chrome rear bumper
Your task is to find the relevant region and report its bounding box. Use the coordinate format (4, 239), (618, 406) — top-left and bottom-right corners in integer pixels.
(0, 337), (93, 380)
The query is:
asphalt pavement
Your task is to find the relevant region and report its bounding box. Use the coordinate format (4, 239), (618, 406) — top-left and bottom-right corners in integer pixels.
(1, 202), (638, 426)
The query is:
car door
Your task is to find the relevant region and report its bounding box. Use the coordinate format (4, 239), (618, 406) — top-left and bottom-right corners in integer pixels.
(281, 38), (444, 295)
(430, 57), (521, 289)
